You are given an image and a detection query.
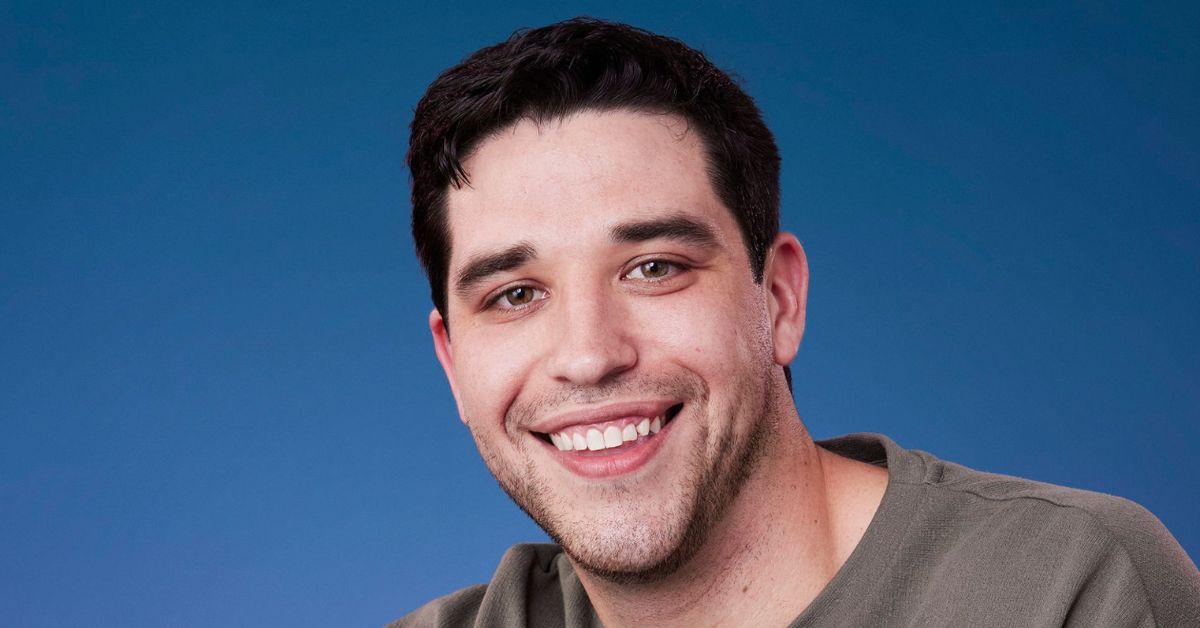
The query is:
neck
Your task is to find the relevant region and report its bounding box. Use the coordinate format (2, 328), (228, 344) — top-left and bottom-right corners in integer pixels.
(573, 414), (888, 628)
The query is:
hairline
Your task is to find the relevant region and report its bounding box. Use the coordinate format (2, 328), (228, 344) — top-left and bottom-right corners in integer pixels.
(449, 106), (696, 192)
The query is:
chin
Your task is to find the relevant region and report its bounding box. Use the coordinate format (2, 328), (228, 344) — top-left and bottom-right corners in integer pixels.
(537, 487), (712, 585)
(556, 524), (695, 585)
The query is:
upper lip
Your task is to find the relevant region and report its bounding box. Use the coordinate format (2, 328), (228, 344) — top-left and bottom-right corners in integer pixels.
(526, 400), (679, 434)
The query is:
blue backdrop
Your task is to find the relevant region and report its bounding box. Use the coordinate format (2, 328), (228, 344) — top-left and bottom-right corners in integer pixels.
(2, 2), (1197, 625)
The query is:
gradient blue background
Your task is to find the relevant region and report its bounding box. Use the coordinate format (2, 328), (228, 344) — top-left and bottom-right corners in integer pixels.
(3, 2), (1197, 625)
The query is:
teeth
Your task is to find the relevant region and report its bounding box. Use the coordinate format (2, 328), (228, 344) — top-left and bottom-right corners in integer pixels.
(550, 414), (670, 452)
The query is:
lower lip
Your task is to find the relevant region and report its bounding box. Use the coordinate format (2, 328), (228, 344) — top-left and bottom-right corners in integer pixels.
(541, 418), (677, 479)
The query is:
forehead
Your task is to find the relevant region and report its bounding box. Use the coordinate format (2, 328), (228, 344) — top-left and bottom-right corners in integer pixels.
(443, 109), (734, 262)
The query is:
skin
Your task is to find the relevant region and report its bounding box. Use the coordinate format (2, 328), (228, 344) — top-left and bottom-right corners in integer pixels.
(430, 109), (888, 626)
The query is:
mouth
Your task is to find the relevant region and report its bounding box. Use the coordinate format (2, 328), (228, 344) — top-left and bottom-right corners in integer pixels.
(531, 403), (684, 478)
(534, 403), (683, 451)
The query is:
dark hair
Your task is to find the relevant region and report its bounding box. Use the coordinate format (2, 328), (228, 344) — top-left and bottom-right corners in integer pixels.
(407, 17), (790, 388)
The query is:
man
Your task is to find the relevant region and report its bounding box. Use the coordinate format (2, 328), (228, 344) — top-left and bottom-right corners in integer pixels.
(395, 18), (1199, 627)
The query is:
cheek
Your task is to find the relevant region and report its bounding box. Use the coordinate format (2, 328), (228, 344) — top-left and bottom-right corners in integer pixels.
(636, 283), (771, 379)
(451, 326), (538, 430)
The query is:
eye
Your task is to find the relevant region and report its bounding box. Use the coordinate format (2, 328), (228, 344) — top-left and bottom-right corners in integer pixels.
(624, 259), (683, 281)
(489, 285), (546, 310)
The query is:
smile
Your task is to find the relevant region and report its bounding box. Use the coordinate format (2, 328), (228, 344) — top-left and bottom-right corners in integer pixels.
(548, 413), (664, 452)
(531, 403), (683, 477)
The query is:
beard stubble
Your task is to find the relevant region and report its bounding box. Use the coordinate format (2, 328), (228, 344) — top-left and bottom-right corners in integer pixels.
(468, 368), (778, 585)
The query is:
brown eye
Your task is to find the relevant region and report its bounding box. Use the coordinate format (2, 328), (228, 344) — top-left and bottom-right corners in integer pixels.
(491, 285), (545, 311)
(626, 259), (681, 280)
(504, 286), (534, 306)
(640, 261), (669, 278)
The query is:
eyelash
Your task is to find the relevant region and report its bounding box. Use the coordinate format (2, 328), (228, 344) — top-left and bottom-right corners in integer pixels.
(483, 259), (691, 312)
(624, 258), (689, 281)
(485, 285), (548, 312)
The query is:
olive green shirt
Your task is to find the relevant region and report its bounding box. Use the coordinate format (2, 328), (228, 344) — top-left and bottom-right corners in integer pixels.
(393, 433), (1200, 627)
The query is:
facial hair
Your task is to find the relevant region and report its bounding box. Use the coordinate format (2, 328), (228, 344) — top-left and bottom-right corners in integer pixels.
(466, 367), (778, 585)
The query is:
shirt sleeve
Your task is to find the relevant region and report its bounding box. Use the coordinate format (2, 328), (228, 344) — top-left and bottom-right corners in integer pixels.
(1068, 496), (1200, 627)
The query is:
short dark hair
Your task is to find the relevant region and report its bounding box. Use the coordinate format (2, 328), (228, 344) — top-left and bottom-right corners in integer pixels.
(407, 17), (790, 387)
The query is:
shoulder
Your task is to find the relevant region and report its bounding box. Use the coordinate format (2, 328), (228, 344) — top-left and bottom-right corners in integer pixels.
(825, 433), (1198, 624)
(823, 433), (1182, 542)
(930, 452), (1184, 552)
(388, 585), (487, 628)
(390, 543), (596, 628)
(919, 450), (1200, 623)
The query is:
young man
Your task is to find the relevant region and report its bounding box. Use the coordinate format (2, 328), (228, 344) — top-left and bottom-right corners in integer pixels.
(395, 18), (1199, 627)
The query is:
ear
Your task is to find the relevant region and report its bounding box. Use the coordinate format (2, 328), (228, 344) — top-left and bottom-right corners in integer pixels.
(763, 233), (809, 367)
(429, 308), (467, 424)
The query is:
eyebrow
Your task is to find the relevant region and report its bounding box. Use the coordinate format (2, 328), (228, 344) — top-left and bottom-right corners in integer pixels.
(609, 214), (719, 248)
(452, 214), (718, 299)
(454, 242), (538, 298)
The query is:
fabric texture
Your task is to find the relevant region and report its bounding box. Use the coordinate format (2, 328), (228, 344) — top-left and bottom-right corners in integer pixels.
(391, 433), (1200, 627)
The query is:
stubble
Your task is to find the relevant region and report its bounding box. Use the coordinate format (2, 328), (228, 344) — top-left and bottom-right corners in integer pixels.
(468, 367), (779, 585)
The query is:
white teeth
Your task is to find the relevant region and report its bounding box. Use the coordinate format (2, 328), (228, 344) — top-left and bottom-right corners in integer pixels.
(552, 414), (670, 453)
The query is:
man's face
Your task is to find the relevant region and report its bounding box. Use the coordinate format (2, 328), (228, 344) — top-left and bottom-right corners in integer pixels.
(432, 109), (788, 582)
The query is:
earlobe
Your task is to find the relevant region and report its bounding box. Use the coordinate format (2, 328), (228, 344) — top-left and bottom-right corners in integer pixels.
(429, 308), (467, 423)
(764, 233), (809, 367)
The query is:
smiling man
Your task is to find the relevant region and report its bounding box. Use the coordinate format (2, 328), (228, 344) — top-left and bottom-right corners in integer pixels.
(394, 18), (1199, 628)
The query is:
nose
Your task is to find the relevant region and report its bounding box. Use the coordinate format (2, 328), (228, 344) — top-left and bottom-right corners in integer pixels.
(544, 287), (638, 385)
